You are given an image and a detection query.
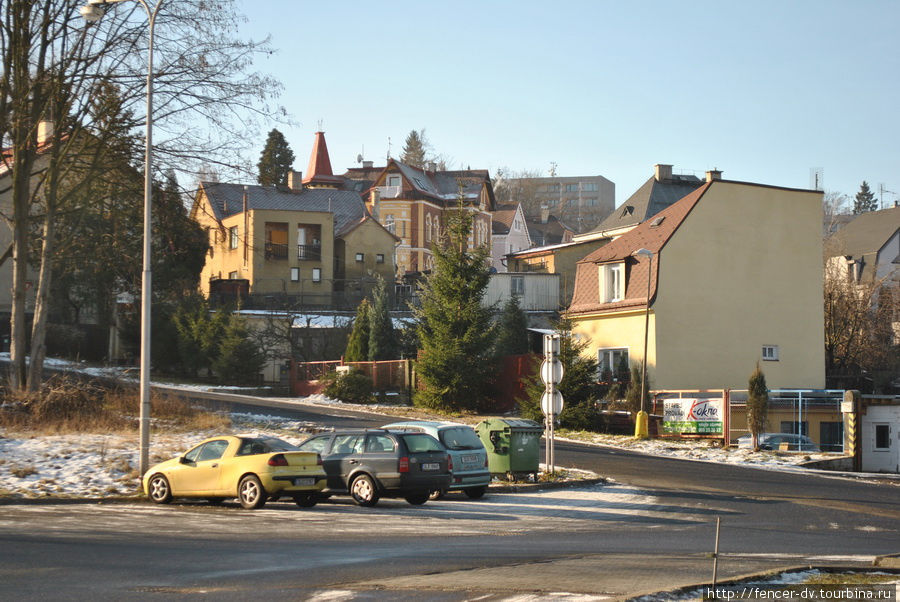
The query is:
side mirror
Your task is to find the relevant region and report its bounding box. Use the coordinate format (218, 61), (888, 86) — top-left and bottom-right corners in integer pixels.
(178, 456), (190, 464)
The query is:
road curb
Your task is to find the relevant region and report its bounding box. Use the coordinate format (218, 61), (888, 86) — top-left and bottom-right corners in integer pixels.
(488, 476), (609, 493)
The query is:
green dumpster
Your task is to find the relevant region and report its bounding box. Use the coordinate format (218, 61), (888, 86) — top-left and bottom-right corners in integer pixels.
(475, 417), (543, 479)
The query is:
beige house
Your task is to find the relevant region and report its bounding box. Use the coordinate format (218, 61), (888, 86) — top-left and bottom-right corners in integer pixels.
(505, 238), (612, 307)
(567, 174), (826, 391)
(190, 178), (398, 308)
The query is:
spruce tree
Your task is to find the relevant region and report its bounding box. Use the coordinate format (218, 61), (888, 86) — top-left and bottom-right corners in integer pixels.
(344, 300), (371, 362)
(257, 128), (296, 187)
(853, 181), (877, 214)
(413, 198), (496, 411)
(493, 295), (530, 357)
(210, 315), (265, 385)
(401, 129), (427, 168)
(368, 276), (395, 360)
(747, 363), (769, 450)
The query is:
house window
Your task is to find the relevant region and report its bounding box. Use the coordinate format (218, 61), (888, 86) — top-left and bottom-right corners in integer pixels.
(355, 253), (364, 263)
(874, 424), (890, 451)
(312, 268), (321, 283)
(511, 276), (525, 296)
(290, 267), (300, 282)
(780, 421), (808, 437)
(387, 174), (401, 187)
(582, 182), (599, 192)
(385, 214), (395, 234)
(600, 263), (624, 303)
(565, 183), (579, 192)
(762, 345), (779, 361)
(598, 348), (628, 379)
(425, 215), (432, 242)
(376, 253), (385, 264)
(229, 226), (239, 249)
(228, 271), (239, 279)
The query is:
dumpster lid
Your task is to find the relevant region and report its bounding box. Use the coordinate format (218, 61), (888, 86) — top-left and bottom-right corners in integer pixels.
(476, 417), (542, 431)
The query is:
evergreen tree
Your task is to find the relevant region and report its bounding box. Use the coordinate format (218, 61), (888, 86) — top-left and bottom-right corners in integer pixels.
(401, 129), (428, 168)
(257, 128), (296, 187)
(345, 300), (372, 362)
(747, 363), (769, 450)
(368, 276), (396, 361)
(414, 198), (496, 411)
(211, 315), (265, 385)
(624, 363), (651, 414)
(493, 295), (530, 357)
(853, 180), (877, 214)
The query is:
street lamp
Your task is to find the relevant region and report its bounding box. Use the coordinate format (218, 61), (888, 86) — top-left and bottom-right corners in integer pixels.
(632, 248), (653, 439)
(82, 0), (165, 476)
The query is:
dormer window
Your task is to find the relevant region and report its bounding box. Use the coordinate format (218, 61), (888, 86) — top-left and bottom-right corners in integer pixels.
(387, 174), (401, 187)
(599, 262), (624, 303)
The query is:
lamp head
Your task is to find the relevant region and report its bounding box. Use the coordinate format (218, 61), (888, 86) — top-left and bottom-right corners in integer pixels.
(632, 248), (654, 259)
(79, 3), (104, 21)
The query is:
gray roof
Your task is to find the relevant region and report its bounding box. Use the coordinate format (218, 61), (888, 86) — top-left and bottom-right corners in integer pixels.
(393, 161), (490, 202)
(828, 205), (900, 258)
(201, 182), (367, 235)
(587, 174), (703, 234)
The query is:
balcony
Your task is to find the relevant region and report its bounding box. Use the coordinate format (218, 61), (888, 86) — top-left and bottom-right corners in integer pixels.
(375, 185), (402, 199)
(265, 243), (288, 260)
(297, 244), (322, 261)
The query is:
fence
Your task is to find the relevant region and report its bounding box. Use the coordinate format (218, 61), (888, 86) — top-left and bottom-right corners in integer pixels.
(728, 389), (844, 451)
(289, 358), (412, 397)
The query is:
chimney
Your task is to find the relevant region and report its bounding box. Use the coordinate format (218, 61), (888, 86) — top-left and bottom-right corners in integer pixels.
(654, 164), (672, 182)
(540, 204), (550, 224)
(428, 161), (437, 172)
(705, 169), (722, 183)
(370, 188), (381, 220)
(287, 170), (303, 192)
(37, 121), (54, 145)
(362, 160), (373, 169)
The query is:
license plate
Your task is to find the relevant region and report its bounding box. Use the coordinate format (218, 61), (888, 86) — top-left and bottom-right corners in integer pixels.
(422, 463), (440, 471)
(461, 455), (479, 463)
(293, 477), (315, 486)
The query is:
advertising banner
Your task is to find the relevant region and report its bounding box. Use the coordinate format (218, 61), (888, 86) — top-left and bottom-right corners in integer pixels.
(662, 398), (724, 435)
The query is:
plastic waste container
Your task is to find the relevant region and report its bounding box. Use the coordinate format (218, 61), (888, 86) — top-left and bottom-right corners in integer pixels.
(475, 417), (543, 479)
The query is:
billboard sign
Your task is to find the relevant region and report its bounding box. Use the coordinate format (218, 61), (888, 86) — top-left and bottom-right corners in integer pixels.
(662, 398), (724, 435)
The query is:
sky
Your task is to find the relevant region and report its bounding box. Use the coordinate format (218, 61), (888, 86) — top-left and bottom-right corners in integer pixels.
(234, 0), (899, 210)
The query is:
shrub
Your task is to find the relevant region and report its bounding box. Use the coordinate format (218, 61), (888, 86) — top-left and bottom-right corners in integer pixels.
(322, 369), (375, 405)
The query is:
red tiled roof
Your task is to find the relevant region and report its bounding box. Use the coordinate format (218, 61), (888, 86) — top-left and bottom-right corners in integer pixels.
(303, 131), (343, 186)
(567, 183), (710, 316)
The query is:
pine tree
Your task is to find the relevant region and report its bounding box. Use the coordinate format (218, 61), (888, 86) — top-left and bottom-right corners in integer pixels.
(401, 129), (428, 168)
(368, 276), (395, 361)
(413, 198), (496, 411)
(747, 363), (769, 450)
(211, 315), (265, 385)
(853, 181), (877, 214)
(493, 295), (530, 357)
(624, 363), (650, 414)
(257, 128), (296, 187)
(345, 300), (371, 362)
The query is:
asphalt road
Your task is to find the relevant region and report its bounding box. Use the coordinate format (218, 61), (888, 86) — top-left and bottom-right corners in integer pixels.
(2, 388), (897, 600)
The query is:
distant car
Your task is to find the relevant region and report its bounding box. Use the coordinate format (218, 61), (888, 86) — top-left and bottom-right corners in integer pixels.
(297, 429), (452, 506)
(380, 421), (490, 499)
(142, 435), (326, 509)
(737, 433), (821, 452)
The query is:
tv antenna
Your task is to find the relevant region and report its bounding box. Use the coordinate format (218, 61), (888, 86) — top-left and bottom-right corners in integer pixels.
(878, 183), (896, 209)
(809, 167), (823, 191)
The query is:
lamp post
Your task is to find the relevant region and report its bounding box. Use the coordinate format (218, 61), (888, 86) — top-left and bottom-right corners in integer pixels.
(82, 0), (164, 476)
(632, 248), (653, 439)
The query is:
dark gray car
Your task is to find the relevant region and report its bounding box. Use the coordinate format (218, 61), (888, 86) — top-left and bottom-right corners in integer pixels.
(297, 429), (452, 506)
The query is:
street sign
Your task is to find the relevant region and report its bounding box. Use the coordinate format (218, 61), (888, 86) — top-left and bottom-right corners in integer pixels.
(540, 390), (564, 415)
(540, 359), (564, 385)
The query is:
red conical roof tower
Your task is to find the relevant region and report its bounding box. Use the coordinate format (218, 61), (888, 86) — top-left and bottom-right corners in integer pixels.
(303, 131), (344, 188)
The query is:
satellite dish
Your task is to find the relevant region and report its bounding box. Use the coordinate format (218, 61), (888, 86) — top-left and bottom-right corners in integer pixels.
(357, 154), (363, 164)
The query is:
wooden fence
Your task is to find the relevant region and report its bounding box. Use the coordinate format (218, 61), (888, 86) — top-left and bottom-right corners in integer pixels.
(290, 358), (412, 397)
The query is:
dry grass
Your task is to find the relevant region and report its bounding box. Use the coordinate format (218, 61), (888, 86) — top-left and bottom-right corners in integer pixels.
(10, 465), (37, 478)
(804, 573), (897, 585)
(0, 376), (230, 435)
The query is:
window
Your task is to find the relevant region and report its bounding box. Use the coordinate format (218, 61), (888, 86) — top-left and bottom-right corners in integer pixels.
(364, 434), (396, 453)
(545, 184), (560, 193)
(598, 348), (628, 379)
(425, 215), (432, 242)
(582, 182), (599, 192)
(196, 440), (228, 462)
(332, 434), (364, 454)
(819, 422), (844, 452)
(585, 197), (598, 206)
(290, 267), (299, 282)
(385, 214), (396, 234)
(229, 226), (239, 249)
(511, 276), (525, 296)
(780, 421), (808, 436)
(355, 253), (364, 262)
(762, 345), (779, 361)
(600, 263), (624, 302)
(228, 271), (239, 279)
(376, 253), (385, 264)
(296, 435), (329, 454)
(565, 183), (579, 192)
(312, 268), (321, 283)
(387, 174), (401, 187)
(874, 424), (890, 451)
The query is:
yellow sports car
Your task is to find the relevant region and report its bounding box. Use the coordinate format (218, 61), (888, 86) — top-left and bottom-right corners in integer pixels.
(142, 435), (326, 509)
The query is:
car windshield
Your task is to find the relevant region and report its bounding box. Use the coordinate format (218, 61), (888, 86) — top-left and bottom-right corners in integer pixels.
(402, 434), (444, 453)
(236, 437), (298, 456)
(438, 427), (483, 450)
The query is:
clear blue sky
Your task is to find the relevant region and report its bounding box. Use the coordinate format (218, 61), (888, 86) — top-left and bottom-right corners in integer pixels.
(236, 0), (899, 209)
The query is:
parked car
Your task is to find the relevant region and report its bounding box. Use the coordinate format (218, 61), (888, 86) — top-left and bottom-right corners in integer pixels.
(297, 429), (452, 506)
(142, 435), (326, 509)
(380, 421), (490, 499)
(736, 433), (821, 452)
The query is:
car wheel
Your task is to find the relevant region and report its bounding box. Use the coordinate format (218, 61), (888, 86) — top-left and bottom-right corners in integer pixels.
(147, 474), (172, 504)
(464, 486), (487, 499)
(293, 495), (317, 508)
(206, 497), (225, 506)
(238, 475), (267, 509)
(405, 492), (429, 505)
(428, 489), (444, 501)
(350, 474), (380, 507)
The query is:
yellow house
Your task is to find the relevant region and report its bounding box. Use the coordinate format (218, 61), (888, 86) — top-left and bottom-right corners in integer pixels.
(568, 174), (826, 391)
(506, 238), (611, 306)
(190, 179), (398, 307)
